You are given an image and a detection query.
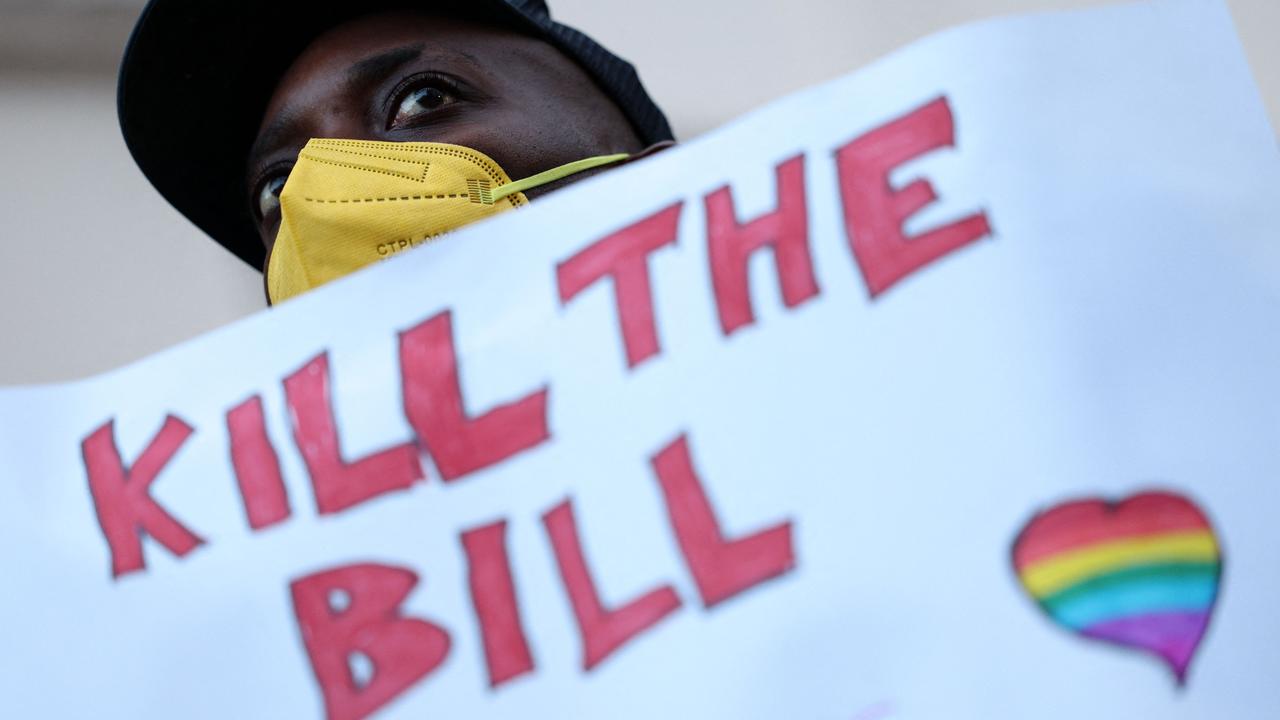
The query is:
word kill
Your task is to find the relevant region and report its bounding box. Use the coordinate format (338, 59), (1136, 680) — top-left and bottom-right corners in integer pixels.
(78, 96), (991, 720)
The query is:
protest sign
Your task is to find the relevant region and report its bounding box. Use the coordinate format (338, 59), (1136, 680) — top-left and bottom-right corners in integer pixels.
(2, 0), (1279, 717)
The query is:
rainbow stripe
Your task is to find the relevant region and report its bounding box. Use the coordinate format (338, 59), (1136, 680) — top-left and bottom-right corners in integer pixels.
(1013, 492), (1221, 683)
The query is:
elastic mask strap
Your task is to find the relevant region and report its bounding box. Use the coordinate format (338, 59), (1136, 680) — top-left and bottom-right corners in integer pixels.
(490, 153), (630, 203)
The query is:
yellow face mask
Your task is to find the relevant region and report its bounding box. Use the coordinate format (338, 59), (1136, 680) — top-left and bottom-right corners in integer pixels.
(266, 138), (629, 304)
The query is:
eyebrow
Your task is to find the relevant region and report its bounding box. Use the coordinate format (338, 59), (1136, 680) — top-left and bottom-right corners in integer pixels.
(344, 44), (425, 96)
(248, 44), (428, 177)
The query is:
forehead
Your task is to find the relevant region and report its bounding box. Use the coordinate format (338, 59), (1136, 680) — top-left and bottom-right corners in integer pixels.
(259, 12), (521, 126)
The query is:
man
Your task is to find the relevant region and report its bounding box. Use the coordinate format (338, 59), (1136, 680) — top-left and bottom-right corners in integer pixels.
(118, 0), (674, 303)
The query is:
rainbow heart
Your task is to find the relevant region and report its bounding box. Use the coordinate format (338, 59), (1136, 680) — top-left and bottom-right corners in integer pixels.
(1012, 491), (1221, 684)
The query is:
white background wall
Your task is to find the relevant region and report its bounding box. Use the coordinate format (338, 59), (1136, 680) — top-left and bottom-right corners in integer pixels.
(1, 0), (1277, 385)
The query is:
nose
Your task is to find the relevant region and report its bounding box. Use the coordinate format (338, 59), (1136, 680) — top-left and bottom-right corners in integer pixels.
(309, 107), (374, 142)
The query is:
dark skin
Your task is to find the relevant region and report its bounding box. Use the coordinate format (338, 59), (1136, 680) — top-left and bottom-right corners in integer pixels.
(247, 11), (649, 269)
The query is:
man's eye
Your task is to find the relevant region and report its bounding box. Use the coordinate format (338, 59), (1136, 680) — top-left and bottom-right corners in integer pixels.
(391, 83), (457, 128)
(257, 174), (287, 220)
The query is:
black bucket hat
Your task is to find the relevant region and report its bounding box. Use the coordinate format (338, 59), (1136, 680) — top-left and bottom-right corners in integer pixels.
(118, 0), (674, 270)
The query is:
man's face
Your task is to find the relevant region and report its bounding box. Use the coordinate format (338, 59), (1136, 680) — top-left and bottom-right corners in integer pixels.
(246, 11), (644, 266)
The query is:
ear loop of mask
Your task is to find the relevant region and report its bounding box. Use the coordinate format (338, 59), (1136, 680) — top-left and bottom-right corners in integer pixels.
(490, 153), (630, 203)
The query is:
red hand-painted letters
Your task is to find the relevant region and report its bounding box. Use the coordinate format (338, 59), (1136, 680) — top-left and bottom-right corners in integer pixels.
(79, 96), (989, 719)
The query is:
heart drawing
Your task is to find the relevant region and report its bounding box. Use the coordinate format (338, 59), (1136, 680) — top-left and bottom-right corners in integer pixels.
(1011, 491), (1222, 685)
